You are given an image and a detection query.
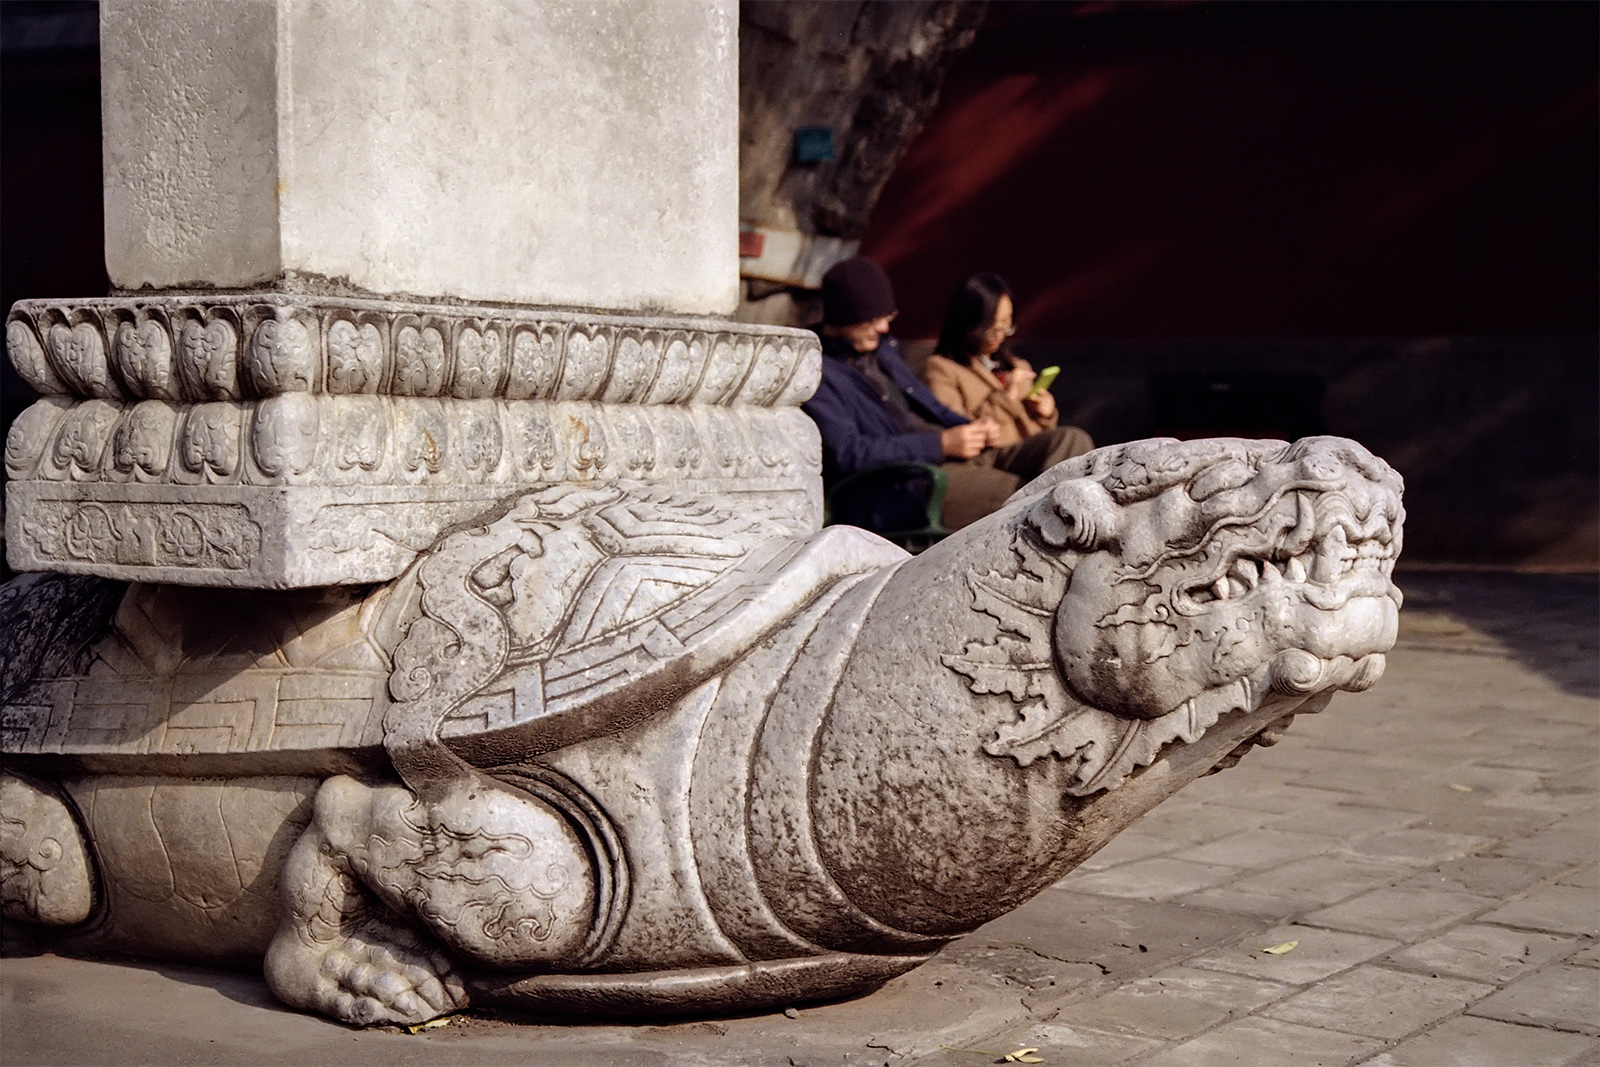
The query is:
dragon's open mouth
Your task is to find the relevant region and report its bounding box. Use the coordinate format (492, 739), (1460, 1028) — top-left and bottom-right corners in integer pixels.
(1177, 489), (1400, 613)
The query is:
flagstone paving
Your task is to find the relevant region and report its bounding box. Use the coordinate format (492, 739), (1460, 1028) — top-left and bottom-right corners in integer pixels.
(3, 570), (1596, 1066)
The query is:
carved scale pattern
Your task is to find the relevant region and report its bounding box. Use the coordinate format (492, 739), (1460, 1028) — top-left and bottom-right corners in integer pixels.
(7, 298), (818, 408)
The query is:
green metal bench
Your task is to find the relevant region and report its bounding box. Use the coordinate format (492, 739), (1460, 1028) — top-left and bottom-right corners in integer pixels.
(823, 462), (952, 554)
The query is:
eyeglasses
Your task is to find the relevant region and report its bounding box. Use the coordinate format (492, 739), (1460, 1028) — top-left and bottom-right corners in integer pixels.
(984, 322), (1016, 340)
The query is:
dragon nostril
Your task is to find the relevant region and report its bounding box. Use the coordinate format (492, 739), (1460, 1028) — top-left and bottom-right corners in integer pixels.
(1269, 648), (1324, 694)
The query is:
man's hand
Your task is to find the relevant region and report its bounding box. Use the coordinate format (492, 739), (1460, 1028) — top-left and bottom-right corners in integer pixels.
(941, 419), (1000, 459)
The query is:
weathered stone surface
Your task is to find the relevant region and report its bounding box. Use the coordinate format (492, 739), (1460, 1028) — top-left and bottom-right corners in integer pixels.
(1258, 964), (1492, 1039)
(1386, 923), (1577, 984)
(1139, 1016), (1386, 1067)
(1188, 923), (1401, 985)
(2, 437), (1407, 1027)
(100, 0), (739, 313)
(1302, 885), (1499, 941)
(1056, 965), (1292, 1041)
(5, 298), (822, 585)
(1464, 963), (1600, 1035)
(1478, 883), (1600, 937)
(1366, 1015), (1598, 1067)
(1060, 857), (1241, 902)
(1198, 854), (1410, 909)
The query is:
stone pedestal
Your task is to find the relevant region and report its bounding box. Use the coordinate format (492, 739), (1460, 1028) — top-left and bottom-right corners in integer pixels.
(7, 0), (822, 589)
(5, 295), (818, 586)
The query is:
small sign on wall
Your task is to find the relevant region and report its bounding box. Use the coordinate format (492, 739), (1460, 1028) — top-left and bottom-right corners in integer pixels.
(793, 126), (835, 164)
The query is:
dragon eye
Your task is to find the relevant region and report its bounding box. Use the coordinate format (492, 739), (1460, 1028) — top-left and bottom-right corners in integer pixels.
(1036, 479), (1121, 551)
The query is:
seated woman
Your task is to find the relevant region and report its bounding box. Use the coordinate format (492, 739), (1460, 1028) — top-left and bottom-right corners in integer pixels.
(922, 273), (1092, 513)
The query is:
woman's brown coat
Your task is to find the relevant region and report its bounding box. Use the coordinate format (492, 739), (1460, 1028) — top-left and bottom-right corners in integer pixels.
(923, 353), (1058, 448)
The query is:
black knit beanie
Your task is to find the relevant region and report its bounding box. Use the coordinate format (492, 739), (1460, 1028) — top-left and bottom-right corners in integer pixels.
(822, 257), (897, 326)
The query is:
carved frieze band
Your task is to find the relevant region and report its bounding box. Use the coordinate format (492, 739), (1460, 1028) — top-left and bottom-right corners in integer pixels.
(8, 481), (818, 586)
(6, 297), (819, 408)
(12, 497), (264, 575)
(6, 397), (818, 489)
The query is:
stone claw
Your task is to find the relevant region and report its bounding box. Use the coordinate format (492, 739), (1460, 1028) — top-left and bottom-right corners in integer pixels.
(267, 919), (468, 1027)
(0, 774), (94, 927)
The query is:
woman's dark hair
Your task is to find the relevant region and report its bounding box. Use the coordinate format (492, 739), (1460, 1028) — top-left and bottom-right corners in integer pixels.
(935, 272), (1013, 364)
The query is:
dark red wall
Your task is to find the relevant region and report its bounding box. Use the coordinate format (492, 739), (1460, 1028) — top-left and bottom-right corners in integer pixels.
(863, 1), (1599, 342)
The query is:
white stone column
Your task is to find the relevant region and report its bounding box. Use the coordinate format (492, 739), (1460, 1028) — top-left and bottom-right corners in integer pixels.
(6, 0), (823, 588)
(101, 0), (740, 314)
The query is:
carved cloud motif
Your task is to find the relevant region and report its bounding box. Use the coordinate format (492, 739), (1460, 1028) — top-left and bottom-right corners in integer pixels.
(944, 547), (1246, 797)
(180, 403), (242, 480)
(453, 326), (505, 399)
(115, 321), (176, 399)
(246, 318), (315, 394)
(179, 319), (240, 400)
(252, 395), (320, 477)
(507, 327), (562, 400)
(394, 325), (447, 397)
(326, 319), (384, 394)
(112, 401), (179, 480)
(7, 320), (66, 395)
(51, 400), (120, 478)
(48, 322), (119, 399)
(5, 400), (68, 478)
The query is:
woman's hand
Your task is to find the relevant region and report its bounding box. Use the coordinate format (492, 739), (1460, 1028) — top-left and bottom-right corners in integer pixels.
(1024, 387), (1056, 420)
(1005, 360), (1036, 402)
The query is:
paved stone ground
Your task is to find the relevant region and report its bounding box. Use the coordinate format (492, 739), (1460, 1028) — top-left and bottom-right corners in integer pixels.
(3, 570), (1596, 1066)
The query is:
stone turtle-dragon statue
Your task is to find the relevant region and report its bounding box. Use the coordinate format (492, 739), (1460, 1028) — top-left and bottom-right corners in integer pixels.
(1, 436), (1403, 1026)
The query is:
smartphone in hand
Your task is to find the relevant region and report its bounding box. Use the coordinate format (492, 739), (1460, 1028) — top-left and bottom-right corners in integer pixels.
(1027, 365), (1059, 398)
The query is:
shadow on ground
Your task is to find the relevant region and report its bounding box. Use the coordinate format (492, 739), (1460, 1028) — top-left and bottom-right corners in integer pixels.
(1395, 569), (1599, 698)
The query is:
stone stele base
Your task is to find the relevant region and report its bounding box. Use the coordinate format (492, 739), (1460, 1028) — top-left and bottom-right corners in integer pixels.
(5, 293), (821, 587)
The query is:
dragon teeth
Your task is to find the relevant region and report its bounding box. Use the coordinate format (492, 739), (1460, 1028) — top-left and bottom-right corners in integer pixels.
(1213, 578), (1231, 601)
(1312, 526), (1349, 583)
(1231, 558), (1259, 588)
(1285, 556), (1308, 583)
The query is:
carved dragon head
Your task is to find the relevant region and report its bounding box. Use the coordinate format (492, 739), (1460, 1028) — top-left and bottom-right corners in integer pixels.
(945, 436), (1404, 795)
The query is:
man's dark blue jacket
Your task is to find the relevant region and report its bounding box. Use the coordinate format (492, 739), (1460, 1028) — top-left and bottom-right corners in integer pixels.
(802, 331), (969, 481)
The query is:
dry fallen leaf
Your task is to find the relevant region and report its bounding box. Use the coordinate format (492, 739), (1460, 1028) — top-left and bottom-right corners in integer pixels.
(1262, 940), (1300, 955)
(1003, 1049), (1045, 1064)
(403, 1015), (456, 1034)
(1448, 783), (1475, 792)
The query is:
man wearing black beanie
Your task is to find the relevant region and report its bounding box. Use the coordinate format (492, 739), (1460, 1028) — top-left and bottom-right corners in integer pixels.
(802, 257), (1078, 534)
